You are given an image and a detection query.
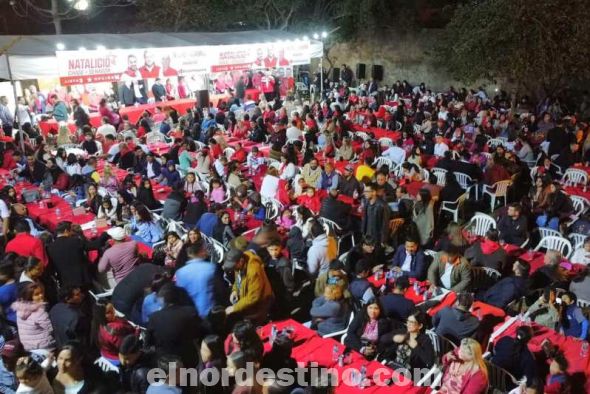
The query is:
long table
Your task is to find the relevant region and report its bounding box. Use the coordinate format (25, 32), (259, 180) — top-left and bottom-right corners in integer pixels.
(259, 320), (430, 394)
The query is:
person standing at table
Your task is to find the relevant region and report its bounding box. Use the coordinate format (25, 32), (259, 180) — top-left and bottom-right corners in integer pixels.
(361, 182), (391, 246)
(222, 248), (273, 326)
(427, 246), (472, 294)
(560, 291), (589, 339)
(98, 227), (139, 284)
(0, 96), (14, 137)
(5, 220), (47, 267)
(47, 221), (90, 289)
(497, 203), (528, 246)
(432, 292), (480, 345)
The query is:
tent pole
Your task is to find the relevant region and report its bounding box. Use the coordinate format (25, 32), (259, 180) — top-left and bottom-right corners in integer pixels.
(5, 54), (24, 153)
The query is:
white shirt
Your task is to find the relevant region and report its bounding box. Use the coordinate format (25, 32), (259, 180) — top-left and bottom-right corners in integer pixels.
(280, 162), (297, 180)
(0, 199), (8, 234)
(146, 161), (155, 178)
(382, 146), (406, 165)
(214, 159), (226, 177)
(16, 104), (32, 125)
(260, 175), (280, 200)
(107, 144), (121, 162)
(286, 126), (303, 141)
(97, 124), (116, 138)
(434, 142), (449, 157)
(440, 263), (453, 289)
(401, 252), (413, 272)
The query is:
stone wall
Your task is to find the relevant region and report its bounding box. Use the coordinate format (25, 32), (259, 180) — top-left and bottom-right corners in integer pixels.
(317, 29), (491, 92)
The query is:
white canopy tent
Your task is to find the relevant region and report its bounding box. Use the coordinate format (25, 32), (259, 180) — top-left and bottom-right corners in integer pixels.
(0, 31), (323, 81)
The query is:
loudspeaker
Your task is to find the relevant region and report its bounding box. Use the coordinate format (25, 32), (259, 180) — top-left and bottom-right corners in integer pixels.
(332, 67), (341, 82)
(356, 63), (366, 80)
(197, 90), (210, 108)
(372, 65), (384, 81)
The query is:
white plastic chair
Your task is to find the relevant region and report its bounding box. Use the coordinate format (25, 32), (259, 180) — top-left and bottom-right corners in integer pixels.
(223, 147), (235, 159)
(373, 156), (394, 172)
(487, 138), (505, 149)
(482, 180), (512, 211)
(431, 167), (447, 186)
(534, 236), (573, 259)
(454, 172), (475, 194)
(538, 227), (562, 240)
(94, 357), (119, 373)
(570, 195), (589, 217)
(378, 137), (393, 148)
(465, 213), (496, 237)
(318, 217), (356, 255)
(562, 168), (588, 186)
(569, 233), (586, 250)
(441, 193), (468, 222)
(264, 199), (283, 221)
(355, 131), (371, 141)
(577, 299), (590, 308)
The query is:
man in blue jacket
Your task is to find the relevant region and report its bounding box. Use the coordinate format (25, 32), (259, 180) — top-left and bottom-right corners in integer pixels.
(175, 240), (225, 319)
(390, 238), (429, 281)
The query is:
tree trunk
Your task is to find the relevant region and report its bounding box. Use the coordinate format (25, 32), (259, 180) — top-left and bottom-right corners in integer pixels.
(51, 0), (62, 35)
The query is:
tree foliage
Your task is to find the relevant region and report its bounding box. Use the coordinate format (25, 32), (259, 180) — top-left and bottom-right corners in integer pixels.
(436, 0), (590, 95)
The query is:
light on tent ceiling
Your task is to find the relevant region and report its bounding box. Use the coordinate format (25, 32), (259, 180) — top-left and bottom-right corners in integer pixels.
(321, 31), (328, 38)
(79, 46), (87, 51)
(73, 0), (89, 11)
(313, 33), (320, 40)
(56, 43), (65, 50)
(96, 45), (106, 51)
(302, 35), (309, 41)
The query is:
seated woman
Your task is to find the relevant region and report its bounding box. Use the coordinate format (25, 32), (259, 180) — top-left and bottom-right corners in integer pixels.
(464, 229), (507, 272)
(97, 198), (118, 223)
(310, 284), (349, 336)
(129, 204), (164, 247)
(344, 299), (394, 360)
(212, 211), (236, 247)
(83, 183), (103, 215)
(384, 311), (434, 371)
(439, 338), (488, 394)
(137, 177), (162, 211)
(99, 163), (119, 195)
(534, 182), (573, 230)
(94, 302), (134, 366)
(163, 231), (184, 268)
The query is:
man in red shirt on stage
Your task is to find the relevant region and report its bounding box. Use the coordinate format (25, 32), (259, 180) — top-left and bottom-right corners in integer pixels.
(139, 50), (161, 79)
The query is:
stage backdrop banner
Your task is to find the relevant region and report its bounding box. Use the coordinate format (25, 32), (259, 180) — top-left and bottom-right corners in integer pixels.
(56, 41), (311, 85)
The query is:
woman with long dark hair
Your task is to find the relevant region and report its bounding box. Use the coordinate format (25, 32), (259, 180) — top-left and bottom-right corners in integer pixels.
(136, 177), (162, 211)
(198, 335), (227, 394)
(129, 204), (163, 247)
(344, 299), (394, 360)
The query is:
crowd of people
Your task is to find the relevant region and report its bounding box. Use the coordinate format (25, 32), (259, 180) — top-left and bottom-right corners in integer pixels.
(0, 73), (587, 394)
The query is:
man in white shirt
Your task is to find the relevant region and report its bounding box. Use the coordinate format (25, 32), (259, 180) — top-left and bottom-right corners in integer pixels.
(0, 198), (9, 240)
(96, 116), (116, 138)
(286, 120), (303, 141)
(382, 139), (406, 165)
(434, 134), (449, 157)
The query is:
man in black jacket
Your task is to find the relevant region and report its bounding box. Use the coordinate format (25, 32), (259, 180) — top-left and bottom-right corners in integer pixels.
(119, 335), (156, 393)
(47, 221), (91, 289)
(497, 203), (528, 246)
(151, 78), (167, 102)
(380, 276), (416, 322)
(482, 260), (530, 309)
(146, 283), (203, 367)
(432, 292), (479, 344)
(361, 182), (391, 245)
(319, 189), (352, 231)
(49, 286), (90, 348)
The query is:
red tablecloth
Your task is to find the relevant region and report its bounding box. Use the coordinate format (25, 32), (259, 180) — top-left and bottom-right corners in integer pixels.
(259, 320), (430, 394)
(427, 292), (505, 320)
(244, 89), (260, 102)
(38, 113), (101, 135)
(352, 125), (401, 141)
(147, 142), (171, 155)
(37, 211), (95, 232)
(564, 186), (590, 200)
(492, 321), (590, 384)
(517, 251), (584, 276)
(119, 99), (197, 124)
(402, 181), (426, 196)
(26, 196), (72, 221)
